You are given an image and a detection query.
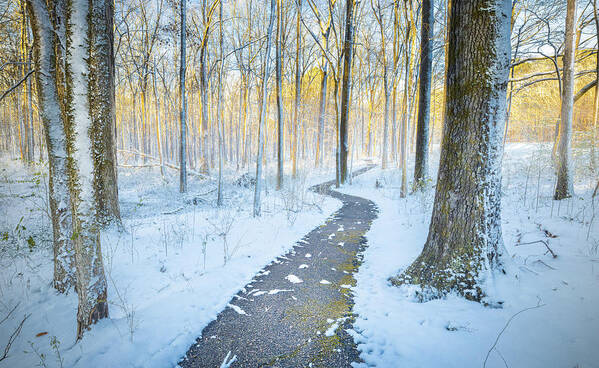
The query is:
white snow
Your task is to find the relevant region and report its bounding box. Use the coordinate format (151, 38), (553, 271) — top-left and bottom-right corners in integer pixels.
(325, 322), (339, 337)
(339, 144), (599, 368)
(219, 351), (237, 368)
(227, 304), (248, 315)
(299, 264), (309, 269)
(0, 160), (340, 368)
(285, 274), (303, 284)
(305, 253), (312, 258)
(268, 289), (293, 295)
(319, 279), (331, 285)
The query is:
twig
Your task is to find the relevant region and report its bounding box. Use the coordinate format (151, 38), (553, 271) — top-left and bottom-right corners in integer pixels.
(483, 302), (545, 368)
(0, 303), (20, 325)
(0, 69), (35, 102)
(161, 207), (183, 215)
(1, 314), (29, 362)
(515, 240), (557, 258)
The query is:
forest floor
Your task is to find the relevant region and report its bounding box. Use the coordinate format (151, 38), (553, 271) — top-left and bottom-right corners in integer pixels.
(180, 166), (377, 368)
(0, 143), (598, 368)
(342, 144), (599, 368)
(0, 157), (346, 367)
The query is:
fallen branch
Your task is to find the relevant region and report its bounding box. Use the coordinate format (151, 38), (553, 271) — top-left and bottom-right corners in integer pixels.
(117, 150), (212, 180)
(515, 240), (557, 258)
(0, 303), (19, 325)
(483, 302), (545, 368)
(0, 314), (29, 362)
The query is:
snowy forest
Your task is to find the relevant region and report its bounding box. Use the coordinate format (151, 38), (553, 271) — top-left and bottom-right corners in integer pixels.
(0, 0), (598, 366)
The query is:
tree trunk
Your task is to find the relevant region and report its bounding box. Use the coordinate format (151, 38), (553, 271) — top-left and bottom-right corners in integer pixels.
(554, 0), (576, 200)
(316, 59), (328, 168)
(180, 0), (187, 193)
(89, 0), (120, 225)
(275, 0), (284, 190)
(339, 0), (355, 185)
(67, 0), (111, 338)
(27, 0), (75, 293)
(200, 39), (210, 174)
(217, 0), (224, 205)
(152, 65), (165, 178)
(592, 0), (599, 172)
(253, 0), (275, 217)
(413, 0), (433, 189)
(292, 0), (302, 179)
(392, 0), (511, 302)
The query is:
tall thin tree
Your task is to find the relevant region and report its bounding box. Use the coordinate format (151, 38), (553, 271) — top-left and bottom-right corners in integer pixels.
(180, 0), (187, 193)
(276, 0), (284, 190)
(253, 0), (276, 216)
(338, 0), (355, 185)
(413, 0), (433, 189)
(554, 0), (576, 200)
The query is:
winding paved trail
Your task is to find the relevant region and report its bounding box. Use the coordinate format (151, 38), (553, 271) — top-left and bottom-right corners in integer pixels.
(180, 167), (378, 368)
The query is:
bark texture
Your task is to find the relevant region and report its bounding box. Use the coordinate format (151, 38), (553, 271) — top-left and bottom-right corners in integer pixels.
(413, 0), (433, 189)
(275, 0), (284, 190)
(253, 0), (275, 217)
(88, 0), (121, 225)
(65, 0), (109, 337)
(180, 0), (187, 193)
(27, 0), (75, 293)
(392, 0), (511, 302)
(339, 0), (355, 185)
(554, 0), (576, 200)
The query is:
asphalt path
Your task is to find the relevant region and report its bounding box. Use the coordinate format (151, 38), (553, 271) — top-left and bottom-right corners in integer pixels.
(180, 166), (378, 368)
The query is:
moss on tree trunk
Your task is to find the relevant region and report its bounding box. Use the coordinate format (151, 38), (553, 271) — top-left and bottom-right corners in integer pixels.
(391, 0), (511, 302)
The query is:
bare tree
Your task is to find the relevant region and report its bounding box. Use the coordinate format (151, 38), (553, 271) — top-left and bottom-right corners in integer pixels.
(339, 0), (356, 185)
(554, 0), (577, 200)
(253, 0), (276, 217)
(27, 0), (74, 293)
(413, 0), (433, 189)
(180, 0), (188, 193)
(276, 0), (284, 190)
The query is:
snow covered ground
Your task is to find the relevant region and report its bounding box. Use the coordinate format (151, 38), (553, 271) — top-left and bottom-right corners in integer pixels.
(0, 161), (341, 368)
(340, 144), (599, 368)
(1, 143), (597, 368)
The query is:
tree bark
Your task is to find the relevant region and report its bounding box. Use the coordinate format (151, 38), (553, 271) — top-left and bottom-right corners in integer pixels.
(339, 0), (355, 185)
(180, 0), (187, 193)
(292, 0), (302, 179)
(217, 0), (224, 205)
(592, 0), (599, 172)
(392, 0), (511, 302)
(66, 0), (110, 338)
(275, 0), (284, 190)
(554, 0), (576, 200)
(413, 0), (433, 189)
(253, 0), (275, 217)
(89, 0), (121, 225)
(27, 0), (75, 293)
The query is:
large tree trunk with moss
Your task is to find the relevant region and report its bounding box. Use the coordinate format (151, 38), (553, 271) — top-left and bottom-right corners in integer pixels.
(554, 0), (576, 200)
(66, 0), (109, 338)
(27, 0), (75, 293)
(413, 0), (433, 189)
(392, 0), (511, 302)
